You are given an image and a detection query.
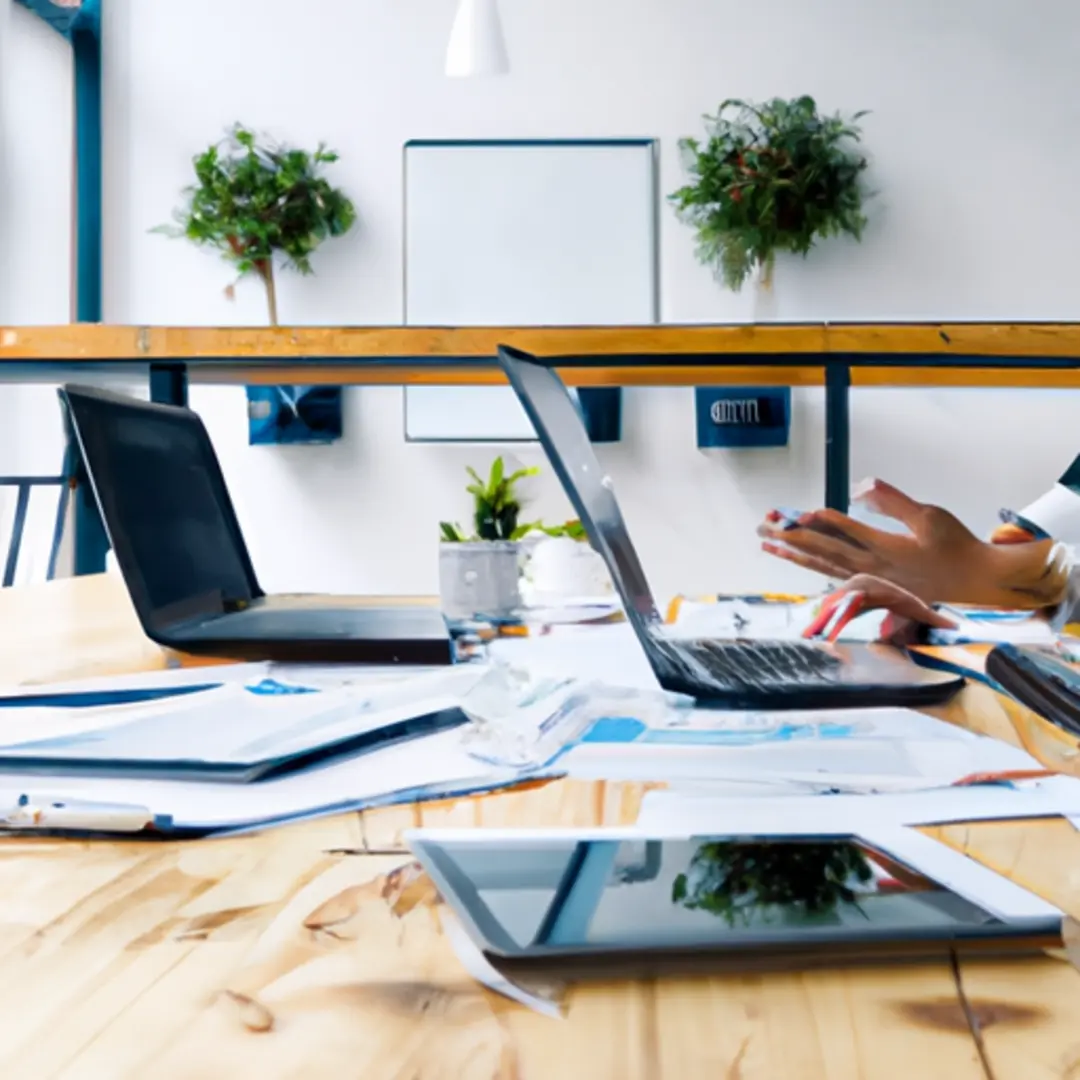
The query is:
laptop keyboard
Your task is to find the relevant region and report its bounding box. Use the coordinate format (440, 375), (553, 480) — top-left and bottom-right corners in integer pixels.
(650, 636), (842, 690)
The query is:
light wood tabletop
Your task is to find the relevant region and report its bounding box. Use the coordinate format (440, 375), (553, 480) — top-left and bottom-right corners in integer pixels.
(1, 575), (1080, 1079)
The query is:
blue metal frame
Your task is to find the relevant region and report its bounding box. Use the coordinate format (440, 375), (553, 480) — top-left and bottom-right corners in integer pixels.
(0, 476), (68, 587)
(19, 0), (107, 574)
(149, 364), (189, 407)
(824, 359), (851, 513)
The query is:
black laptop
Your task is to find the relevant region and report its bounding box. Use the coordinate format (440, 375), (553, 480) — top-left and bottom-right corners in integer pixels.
(61, 385), (452, 665)
(495, 346), (964, 709)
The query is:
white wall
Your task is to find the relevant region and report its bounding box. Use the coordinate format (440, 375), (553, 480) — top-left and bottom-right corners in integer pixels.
(8, 0), (1080, 602)
(0, 4), (72, 474)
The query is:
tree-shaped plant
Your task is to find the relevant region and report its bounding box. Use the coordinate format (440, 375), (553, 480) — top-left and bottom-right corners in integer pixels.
(670, 96), (870, 291)
(157, 124), (357, 324)
(672, 839), (873, 926)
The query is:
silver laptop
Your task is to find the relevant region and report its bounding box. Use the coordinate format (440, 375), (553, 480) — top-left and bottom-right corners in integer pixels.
(496, 345), (964, 709)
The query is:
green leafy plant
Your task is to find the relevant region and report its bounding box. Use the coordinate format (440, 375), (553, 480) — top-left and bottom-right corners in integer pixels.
(155, 124), (357, 324)
(670, 96), (869, 291)
(672, 840), (873, 926)
(534, 519), (587, 541)
(439, 457), (539, 543)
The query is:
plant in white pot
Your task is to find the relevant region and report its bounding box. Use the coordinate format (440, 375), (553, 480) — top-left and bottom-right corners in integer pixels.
(519, 520), (615, 608)
(438, 457), (538, 620)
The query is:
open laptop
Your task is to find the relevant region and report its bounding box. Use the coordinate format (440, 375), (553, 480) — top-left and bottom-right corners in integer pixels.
(496, 345), (964, 709)
(61, 385), (452, 665)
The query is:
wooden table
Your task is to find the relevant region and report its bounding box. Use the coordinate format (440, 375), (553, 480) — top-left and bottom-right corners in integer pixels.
(2, 576), (1080, 1079)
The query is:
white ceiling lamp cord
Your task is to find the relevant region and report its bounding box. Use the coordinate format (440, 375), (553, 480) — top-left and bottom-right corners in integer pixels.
(446, 0), (510, 77)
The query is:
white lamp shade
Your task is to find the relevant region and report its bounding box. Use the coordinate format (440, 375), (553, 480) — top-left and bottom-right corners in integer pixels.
(445, 0), (509, 77)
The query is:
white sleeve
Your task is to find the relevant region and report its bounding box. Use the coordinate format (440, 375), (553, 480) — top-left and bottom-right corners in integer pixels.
(1015, 484), (1080, 545)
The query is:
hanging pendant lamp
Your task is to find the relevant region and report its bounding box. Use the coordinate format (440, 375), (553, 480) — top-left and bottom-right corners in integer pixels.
(445, 0), (509, 77)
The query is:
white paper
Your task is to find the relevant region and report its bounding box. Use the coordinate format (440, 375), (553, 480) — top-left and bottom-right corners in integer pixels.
(670, 599), (889, 642)
(0, 667), (485, 770)
(927, 608), (1057, 646)
(557, 702), (1042, 788)
(636, 776), (1080, 833)
(0, 725), (525, 833)
(439, 908), (563, 1019)
(488, 624), (660, 690)
(0, 660), (436, 702)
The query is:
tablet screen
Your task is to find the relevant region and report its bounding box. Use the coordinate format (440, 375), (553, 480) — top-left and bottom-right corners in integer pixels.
(419, 836), (1011, 954)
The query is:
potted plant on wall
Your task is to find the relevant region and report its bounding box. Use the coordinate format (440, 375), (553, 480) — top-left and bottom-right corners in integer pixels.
(670, 96), (870, 295)
(156, 124), (357, 444)
(438, 457), (539, 620)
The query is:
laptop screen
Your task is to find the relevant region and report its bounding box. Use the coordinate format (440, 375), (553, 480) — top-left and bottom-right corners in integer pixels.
(496, 346), (660, 626)
(62, 387), (259, 628)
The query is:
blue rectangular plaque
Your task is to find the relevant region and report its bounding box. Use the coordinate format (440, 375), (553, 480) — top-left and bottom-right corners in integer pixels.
(247, 386), (344, 446)
(695, 387), (791, 449)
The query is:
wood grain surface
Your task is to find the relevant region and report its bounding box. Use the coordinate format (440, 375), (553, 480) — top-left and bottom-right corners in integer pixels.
(6, 323), (1080, 390)
(2, 576), (1080, 1078)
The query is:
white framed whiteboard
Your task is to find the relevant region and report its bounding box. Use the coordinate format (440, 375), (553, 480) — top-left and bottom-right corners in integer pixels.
(403, 139), (658, 442)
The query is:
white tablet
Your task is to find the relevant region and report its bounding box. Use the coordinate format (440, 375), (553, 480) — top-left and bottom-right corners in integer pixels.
(406, 827), (1062, 976)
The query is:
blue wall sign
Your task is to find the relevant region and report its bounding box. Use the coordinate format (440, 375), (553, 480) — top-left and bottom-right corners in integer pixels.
(695, 387), (791, 449)
(247, 385), (344, 445)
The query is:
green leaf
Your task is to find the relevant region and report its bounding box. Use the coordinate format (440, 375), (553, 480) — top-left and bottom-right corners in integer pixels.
(489, 456), (505, 492)
(672, 874), (688, 903)
(505, 466), (540, 487)
(439, 521), (466, 542)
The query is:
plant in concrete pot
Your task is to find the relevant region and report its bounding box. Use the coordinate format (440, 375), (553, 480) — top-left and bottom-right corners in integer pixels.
(670, 96), (870, 293)
(438, 457), (539, 621)
(156, 123), (357, 325)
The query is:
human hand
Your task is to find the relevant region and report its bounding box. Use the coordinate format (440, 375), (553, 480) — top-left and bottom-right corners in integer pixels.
(759, 478), (1070, 610)
(802, 574), (957, 644)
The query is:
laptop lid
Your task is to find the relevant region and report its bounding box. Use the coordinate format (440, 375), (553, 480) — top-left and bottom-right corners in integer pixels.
(60, 385), (263, 635)
(496, 345), (661, 630)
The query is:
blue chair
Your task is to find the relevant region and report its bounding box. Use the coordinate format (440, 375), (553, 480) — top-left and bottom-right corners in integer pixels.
(0, 476), (70, 587)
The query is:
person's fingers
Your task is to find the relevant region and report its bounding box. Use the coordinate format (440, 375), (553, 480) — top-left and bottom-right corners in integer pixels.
(843, 573), (957, 629)
(757, 522), (872, 574)
(802, 590), (845, 639)
(826, 592), (866, 642)
(850, 477), (929, 530)
(797, 508), (878, 551)
(892, 596), (957, 629)
(879, 612), (918, 643)
(761, 540), (851, 580)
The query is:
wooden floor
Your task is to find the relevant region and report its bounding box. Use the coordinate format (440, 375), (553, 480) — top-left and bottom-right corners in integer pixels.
(1, 576), (1080, 1078)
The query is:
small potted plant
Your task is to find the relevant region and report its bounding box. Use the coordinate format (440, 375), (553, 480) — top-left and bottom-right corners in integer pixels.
(438, 457), (539, 621)
(670, 96), (870, 293)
